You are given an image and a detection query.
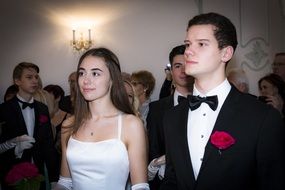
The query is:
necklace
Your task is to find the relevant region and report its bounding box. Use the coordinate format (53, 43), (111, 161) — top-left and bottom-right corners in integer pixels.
(87, 112), (120, 136)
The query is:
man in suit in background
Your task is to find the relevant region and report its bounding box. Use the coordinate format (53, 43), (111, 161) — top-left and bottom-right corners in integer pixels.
(160, 12), (285, 190)
(147, 44), (194, 189)
(0, 62), (59, 190)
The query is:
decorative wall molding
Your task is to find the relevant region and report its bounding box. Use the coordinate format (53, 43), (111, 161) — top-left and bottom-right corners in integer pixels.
(239, 0), (270, 72)
(194, 0), (203, 14)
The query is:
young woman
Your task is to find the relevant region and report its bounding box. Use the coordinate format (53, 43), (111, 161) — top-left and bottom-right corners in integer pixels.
(54, 48), (149, 190)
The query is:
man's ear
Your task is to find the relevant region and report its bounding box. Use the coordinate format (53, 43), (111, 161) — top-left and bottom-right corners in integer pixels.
(14, 79), (21, 86)
(221, 46), (234, 63)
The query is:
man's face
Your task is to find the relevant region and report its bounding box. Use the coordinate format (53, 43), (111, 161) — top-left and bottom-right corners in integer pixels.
(15, 68), (39, 95)
(171, 55), (192, 89)
(272, 54), (285, 81)
(184, 24), (228, 81)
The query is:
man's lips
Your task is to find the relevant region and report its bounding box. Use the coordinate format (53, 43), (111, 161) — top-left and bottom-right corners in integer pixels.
(186, 60), (198, 65)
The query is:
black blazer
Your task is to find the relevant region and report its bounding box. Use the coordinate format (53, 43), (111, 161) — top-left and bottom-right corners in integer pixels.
(147, 95), (174, 161)
(160, 87), (285, 190)
(0, 97), (59, 185)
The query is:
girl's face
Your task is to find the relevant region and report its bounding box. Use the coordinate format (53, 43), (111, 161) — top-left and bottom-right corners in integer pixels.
(259, 80), (278, 96)
(124, 82), (134, 105)
(78, 56), (112, 102)
(131, 79), (145, 98)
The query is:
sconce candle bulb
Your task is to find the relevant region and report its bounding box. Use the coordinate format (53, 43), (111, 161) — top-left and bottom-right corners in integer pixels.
(71, 29), (93, 52)
(88, 29), (91, 41)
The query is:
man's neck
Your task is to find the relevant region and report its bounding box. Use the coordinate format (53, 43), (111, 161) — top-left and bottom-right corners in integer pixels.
(175, 87), (191, 96)
(17, 90), (33, 102)
(195, 75), (226, 94)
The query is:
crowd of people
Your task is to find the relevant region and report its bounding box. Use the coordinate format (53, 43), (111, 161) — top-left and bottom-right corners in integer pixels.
(0, 12), (285, 190)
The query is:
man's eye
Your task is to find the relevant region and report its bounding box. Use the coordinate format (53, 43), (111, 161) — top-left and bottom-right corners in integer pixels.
(184, 43), (190, 48)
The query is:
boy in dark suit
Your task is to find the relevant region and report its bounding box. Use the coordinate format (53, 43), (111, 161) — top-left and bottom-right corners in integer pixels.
(0, 62), (59, 189)
(147, 45), (194, 189)
(160, 13), (285, 190)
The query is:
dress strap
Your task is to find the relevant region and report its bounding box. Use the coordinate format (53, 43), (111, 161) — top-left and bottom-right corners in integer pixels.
(118, 113), (122, 140)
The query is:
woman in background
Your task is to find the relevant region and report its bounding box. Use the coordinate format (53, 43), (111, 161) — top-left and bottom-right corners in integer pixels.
(54, 47), (149, 190)
(131, 70), (155, 127)
(258, 73), (285, 117)
(44, 84), (67, 153)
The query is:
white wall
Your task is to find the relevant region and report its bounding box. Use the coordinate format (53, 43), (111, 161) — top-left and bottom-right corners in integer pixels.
(0, 0), (195, 102)
(0, 0), (284, 102)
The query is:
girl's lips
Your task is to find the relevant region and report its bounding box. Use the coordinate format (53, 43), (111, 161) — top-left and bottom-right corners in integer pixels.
(82, 88), (94, 92)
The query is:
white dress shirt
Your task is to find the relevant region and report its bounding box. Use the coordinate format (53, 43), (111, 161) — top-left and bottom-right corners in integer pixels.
(187, 79), (231, 179)
(173, 89), (186, 106)
(17, 94), (35, 137)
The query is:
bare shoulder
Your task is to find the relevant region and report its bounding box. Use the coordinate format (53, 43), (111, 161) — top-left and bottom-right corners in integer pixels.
(122, 114), (145, 138)
(122, 114), (144, 129)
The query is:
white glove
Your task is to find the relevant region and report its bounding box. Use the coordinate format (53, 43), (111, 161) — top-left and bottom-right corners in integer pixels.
(147, 155), (166, 181)
(131, 183), (150, 190)
(14, 135), (35, 158)
(148, 160), (159, 181)
(158, 164), (166, 180)
(52, 176), (72, 190)
(0, 134), (33, 154)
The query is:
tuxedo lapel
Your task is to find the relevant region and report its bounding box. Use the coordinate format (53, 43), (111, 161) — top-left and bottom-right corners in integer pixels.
(33, 102), (40, 137)
(175, 102), (196, 184)
(197, 87), (239, 178)
(11, 97), (29, 135)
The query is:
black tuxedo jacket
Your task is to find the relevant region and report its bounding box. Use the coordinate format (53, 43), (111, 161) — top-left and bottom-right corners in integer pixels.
(0, 97), (59, 185)
(160, 87), (285, 190)
(147, 95), (174, 161)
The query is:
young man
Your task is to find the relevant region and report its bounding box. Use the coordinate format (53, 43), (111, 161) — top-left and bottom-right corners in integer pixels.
(0, 62), (59, 189)
(147, 44), (194, 189)
(272, 52), (285, 81)
(160, 13), (284, 190)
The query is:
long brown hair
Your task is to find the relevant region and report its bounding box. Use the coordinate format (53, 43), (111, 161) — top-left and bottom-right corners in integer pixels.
(72, 47), (134, 134)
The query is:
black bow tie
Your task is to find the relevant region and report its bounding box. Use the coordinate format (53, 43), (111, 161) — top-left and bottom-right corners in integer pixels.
(178, 95), (187, 104)
(188, 95), (218, 111)
(17, 98), (35, 109)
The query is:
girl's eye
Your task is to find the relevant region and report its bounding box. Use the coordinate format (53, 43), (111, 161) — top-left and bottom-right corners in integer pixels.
(92, 72), (99, 77)
(184, 43), (190, 48)
(78, 71), (84, 76)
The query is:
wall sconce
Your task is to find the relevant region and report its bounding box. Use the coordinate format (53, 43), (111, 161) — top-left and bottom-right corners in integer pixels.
(71, 29), (93, 52)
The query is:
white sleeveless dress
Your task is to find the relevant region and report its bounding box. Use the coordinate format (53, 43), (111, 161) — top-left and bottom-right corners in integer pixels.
(66, 114), (130, 190)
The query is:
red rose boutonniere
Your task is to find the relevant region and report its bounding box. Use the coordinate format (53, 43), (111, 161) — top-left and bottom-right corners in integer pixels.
(210, 131), (235, 155)
(5, 162), (44, 190)
(39, 115), (48, 124)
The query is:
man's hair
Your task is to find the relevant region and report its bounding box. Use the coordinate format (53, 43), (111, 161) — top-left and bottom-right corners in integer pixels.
(187, 12), (238, 51)
(169, 45), (186, 67)
(276, 52), (285, 57)
(131, 70), (156, 99)
(13, 62), (39, 80)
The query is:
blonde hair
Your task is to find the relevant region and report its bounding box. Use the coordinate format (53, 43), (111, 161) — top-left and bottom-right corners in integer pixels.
(34, 89), (55, 116)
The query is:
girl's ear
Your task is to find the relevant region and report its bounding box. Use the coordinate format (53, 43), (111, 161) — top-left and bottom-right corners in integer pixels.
(221, 46), (234, 63)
